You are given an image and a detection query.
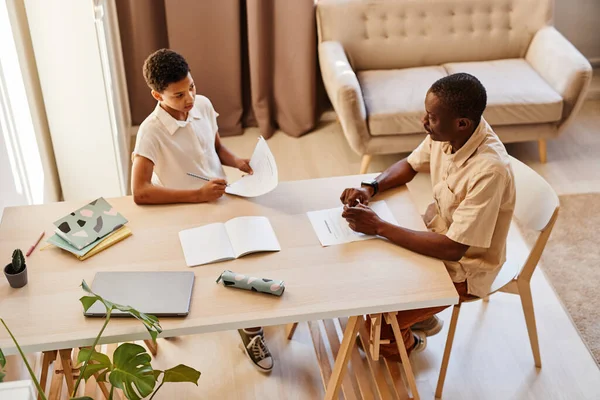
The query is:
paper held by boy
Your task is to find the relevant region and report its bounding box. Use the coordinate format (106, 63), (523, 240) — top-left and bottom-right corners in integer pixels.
(225, 136), (278, 198)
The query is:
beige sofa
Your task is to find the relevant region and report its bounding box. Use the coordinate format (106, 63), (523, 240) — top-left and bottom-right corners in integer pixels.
(317, 0), (593, 172)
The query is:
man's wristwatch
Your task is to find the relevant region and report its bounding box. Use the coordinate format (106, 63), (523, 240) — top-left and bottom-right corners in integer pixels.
(361, 179), (379, 196)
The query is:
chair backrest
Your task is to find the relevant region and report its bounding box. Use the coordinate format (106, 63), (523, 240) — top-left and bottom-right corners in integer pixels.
(316, 0), (552, 71)
(509, 156), (559, 232)
(507, 156), (559, 283)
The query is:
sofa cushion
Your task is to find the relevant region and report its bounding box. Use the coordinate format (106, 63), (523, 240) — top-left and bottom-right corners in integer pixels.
(444, 59), (563, 126)
(358, 66), (448, 136)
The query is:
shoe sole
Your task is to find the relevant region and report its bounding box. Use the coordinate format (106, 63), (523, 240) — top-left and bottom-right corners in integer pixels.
(412, 319), (444, 337)
(413, 331), (427, 353)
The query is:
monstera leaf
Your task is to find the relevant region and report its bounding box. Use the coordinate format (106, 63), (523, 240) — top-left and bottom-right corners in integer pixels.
(80, 280), (162, 341)
(77, 348), (112, 381)
(108, 343), (156, 400)
(0, 347), (5, 382)
(159, 364), (201, 384)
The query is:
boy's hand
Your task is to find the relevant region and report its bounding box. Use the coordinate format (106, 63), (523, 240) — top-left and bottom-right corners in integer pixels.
(198, 179), (227, 202)
(236, 158), (253, 175)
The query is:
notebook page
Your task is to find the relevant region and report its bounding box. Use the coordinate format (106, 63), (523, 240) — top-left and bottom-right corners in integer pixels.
(178, 223), (235, 266)
(225, 216), (281, 258)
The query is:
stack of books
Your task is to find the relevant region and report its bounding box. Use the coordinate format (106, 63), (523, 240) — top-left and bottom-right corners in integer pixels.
(47, 198), (132, 261)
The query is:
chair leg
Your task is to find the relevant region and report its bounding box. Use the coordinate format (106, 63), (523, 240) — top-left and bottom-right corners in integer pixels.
(360, 155), (372, 174)
(435, 305), (461, 399)
(285, 322), (299, 340)
(538, 140), (547, 164)
(518, 282), (542, 368)
(483, 296), (490, 302)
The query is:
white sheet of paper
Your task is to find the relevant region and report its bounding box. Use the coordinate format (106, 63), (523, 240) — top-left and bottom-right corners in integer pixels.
(225, 216), (281, 258)
(178, 223), (235, 266)
(307, 201), (399, 247)
(225, 136), (278, 197)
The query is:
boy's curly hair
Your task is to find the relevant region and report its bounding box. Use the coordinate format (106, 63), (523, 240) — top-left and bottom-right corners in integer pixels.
(143, 49), (190, 93)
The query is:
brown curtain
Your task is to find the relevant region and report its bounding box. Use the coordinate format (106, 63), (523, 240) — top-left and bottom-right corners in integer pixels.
(245, 0), (319, 138)
(165, 0), (244, 136)
(115, 0), (168, 126)
(117, 0), (321, 138)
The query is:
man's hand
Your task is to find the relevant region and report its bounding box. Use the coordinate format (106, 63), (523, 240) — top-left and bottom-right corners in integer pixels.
(198, 179), (228, 202)
(341, 203), (385, 235)
(235, 158), (253, 175)
(340, 187), (373, 206)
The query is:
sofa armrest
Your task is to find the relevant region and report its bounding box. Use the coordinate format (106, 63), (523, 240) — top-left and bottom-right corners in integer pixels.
(526, 26), (592, 128)
(319, 41), (370, 154)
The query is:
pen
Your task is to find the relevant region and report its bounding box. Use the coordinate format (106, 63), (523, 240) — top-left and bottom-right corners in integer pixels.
(187, 172), (229, 186)
(26, 231), (45, 257)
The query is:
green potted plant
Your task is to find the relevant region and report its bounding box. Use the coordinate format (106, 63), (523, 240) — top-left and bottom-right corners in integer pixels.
(0, 280), (200, 399)
(4, 249), (28, 288)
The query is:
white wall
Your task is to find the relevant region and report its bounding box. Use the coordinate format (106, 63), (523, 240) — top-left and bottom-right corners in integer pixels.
(555, 0), (600, 63)
(23, 0), (127, 201)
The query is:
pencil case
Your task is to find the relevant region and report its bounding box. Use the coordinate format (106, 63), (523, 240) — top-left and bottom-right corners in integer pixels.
(216, 270), (285, 296)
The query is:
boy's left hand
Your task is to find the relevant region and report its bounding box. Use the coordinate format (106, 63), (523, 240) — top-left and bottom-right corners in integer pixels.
(236, 158), (253, 175)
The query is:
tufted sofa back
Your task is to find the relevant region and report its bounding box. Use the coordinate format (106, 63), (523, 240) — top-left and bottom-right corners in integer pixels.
(317, 0), (552, 71)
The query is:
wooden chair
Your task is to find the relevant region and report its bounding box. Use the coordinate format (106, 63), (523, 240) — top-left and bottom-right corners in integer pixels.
(434, 156), (560, 398)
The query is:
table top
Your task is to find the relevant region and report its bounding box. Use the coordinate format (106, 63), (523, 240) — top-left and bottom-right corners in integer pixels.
(0, 174), (458, 355)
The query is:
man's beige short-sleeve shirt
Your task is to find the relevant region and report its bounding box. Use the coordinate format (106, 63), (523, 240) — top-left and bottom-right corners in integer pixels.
(407, 118), (516, 297)
(133, 95), (226, 189)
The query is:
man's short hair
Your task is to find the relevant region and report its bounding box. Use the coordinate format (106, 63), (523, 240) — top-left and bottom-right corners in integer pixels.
(429, 73), (487, 124)
(143, 49), (190, 93)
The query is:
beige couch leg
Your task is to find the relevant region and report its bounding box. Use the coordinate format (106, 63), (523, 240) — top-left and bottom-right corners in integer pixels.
(538, 140), (547, 164)
(360, 155), (372, 174)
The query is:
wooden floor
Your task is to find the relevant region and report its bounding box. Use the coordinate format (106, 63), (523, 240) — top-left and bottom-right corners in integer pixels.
(5, 100), (600, 399)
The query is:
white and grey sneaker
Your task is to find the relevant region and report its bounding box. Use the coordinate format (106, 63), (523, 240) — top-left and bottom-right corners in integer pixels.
(238, 328), (274, 372)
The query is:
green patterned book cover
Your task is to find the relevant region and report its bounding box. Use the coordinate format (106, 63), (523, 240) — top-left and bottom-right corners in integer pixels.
(52, 197), (128, 250)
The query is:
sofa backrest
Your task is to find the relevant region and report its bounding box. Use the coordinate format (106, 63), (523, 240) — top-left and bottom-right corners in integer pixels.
(317, 0), (552, 71)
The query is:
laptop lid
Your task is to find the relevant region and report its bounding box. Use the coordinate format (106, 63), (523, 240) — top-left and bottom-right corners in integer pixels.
(84, 271), (195, 317)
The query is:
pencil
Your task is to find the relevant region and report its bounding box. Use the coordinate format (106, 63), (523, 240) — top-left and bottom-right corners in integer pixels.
(186, 172), (210, 182)
(187, 172), (230, 186)
(26, 231), (45, 257)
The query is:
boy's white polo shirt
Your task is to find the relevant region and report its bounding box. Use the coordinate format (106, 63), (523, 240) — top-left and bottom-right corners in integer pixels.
(133, 95), (226, 189)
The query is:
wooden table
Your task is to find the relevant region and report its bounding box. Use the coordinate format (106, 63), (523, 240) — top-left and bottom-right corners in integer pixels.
(0, 174), (458, 399)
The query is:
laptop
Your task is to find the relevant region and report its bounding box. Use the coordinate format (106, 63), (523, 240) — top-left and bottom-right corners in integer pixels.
(84, 271), (195, 317)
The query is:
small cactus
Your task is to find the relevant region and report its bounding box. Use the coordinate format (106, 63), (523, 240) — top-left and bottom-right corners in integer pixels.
(11, 249), (25, 274)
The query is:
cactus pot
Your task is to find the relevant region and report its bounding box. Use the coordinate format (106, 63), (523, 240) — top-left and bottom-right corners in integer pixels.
(4, 263), (28, 288)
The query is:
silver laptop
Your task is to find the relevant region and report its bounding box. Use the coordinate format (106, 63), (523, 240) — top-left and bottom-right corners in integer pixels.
(84, 271), (195, 317)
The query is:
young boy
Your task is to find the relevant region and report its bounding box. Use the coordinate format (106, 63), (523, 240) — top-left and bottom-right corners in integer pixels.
(132, 49), (274, 372)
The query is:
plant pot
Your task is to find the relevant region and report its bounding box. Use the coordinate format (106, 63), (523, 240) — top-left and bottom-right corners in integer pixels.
(4, 263), (28, 288)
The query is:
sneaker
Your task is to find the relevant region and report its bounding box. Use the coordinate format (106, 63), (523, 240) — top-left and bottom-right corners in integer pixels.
(238, 328), (274, 372)
(412, 330), (427, 353)
(410, 315), (444, 337)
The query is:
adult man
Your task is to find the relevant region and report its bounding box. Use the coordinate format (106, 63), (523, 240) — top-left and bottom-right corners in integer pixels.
(340, 73), (516, 360)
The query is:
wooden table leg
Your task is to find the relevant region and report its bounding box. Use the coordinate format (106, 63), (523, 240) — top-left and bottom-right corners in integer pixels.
(58, 349), (76, 396)
(386, 313), (420, 400)
(144, 339), (158, 356)
(324, 315), (360, 400)
(39, 350), (57, 400)
(285, 322), (299, 340)
(48, 351), (65, 400)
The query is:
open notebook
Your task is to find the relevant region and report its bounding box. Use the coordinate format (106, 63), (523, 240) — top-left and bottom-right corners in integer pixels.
(178, 216), (281, 266)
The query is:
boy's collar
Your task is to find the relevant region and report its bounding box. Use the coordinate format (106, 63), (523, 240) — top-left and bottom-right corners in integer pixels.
(154, 103), (202, 135)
